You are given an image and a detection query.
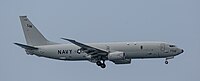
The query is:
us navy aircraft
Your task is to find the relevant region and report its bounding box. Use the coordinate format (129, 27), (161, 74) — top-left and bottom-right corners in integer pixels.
(15, 16), (184, 68)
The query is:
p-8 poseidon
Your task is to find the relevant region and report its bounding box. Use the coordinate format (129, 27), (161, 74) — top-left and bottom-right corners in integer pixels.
(15, 16), (184, 68)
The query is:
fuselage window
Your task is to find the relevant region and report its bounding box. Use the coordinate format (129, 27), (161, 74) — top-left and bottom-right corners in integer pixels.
(141, 46), (143, 50)
(169, 45), (176, 47)
(127, 43), (130, 45)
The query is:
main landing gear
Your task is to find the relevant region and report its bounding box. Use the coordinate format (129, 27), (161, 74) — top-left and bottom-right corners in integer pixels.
(96, 60), (106, 68)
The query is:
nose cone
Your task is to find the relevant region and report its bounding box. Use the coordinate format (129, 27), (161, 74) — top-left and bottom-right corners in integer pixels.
(178, 49), (184, 54)
(181, 49), (184, 53)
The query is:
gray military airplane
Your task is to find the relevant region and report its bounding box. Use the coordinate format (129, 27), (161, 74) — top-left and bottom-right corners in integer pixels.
(15, 16), (184, 68)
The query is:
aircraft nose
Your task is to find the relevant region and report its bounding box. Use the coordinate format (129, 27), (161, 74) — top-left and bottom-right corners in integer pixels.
(178, 49), (184, 54)
(181, 49), (184, 53)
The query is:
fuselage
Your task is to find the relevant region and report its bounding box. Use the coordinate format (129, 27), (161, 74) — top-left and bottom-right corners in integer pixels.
(27, 42), (183, 61)
(16, 16), (184, 68)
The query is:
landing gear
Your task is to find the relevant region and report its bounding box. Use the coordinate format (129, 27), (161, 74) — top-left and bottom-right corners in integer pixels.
(165, 58), (169, 64)
(165, 60), (168, 64)
(100, 64), (106, 68)
(96, 60), (106, 68)
(164, 56), (174, 64)
(96, 61), (102, 66)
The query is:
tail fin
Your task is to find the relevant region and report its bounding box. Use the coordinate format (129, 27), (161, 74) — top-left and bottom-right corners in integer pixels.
(19, 16), (56, 46)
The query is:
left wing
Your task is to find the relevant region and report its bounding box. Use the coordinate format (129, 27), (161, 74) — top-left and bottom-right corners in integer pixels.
(61, 38), (108, 56)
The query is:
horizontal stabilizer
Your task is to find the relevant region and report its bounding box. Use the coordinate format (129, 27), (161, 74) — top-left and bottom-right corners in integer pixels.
(14, 43), (38, 50)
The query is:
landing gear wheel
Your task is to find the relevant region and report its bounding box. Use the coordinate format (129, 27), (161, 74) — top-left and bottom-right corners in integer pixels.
(96, 61), (102, 66)
(96, 60), (106, 68)
(165, 61), (168, 64)
(100, 64), (106, 68)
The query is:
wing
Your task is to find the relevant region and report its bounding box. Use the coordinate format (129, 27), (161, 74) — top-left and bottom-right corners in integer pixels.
(61, 38), (108, 56)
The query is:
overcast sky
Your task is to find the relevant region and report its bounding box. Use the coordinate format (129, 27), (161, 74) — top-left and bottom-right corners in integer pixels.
(0, 0), (199, 81)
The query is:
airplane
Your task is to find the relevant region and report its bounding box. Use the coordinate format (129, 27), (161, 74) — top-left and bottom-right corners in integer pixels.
(14, 16), (184, 68)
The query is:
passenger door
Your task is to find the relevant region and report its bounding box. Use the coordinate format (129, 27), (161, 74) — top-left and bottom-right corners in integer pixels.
(160, 43), (170, 57)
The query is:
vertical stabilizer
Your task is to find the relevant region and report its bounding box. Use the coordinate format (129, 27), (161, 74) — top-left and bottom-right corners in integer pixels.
(19, 16), (56, 46)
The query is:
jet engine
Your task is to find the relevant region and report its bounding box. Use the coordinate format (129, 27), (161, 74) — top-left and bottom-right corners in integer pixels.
(108, 51), (125, 60)
(112, 59), (131, 64)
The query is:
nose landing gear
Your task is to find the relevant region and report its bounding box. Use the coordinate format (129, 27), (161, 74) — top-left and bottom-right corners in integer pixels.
(165, 56), (174, 64)
(165, 60), (168, 64)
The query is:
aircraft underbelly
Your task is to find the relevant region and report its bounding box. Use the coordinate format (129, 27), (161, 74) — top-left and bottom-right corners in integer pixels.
(125, 52), (159, 59)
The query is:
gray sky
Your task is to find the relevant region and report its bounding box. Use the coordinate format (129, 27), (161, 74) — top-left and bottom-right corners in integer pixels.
(0, 0), (199, 81)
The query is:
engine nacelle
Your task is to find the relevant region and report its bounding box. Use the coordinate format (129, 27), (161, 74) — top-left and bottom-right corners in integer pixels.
(112, 59), (131, 64)
(108, 51), (125, 60)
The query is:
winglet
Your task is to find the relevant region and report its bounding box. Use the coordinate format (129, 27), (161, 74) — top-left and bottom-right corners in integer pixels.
(14, 43), (38, 50)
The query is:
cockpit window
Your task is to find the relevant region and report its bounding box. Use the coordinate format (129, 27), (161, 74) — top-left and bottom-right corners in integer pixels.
(169, 45), (176, 47)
